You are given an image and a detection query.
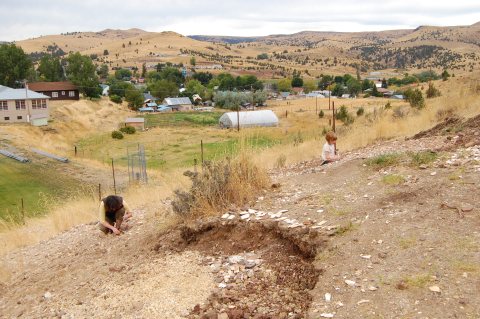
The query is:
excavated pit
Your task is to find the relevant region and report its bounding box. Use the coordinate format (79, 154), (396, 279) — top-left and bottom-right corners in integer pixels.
(154, 218), (326, 318)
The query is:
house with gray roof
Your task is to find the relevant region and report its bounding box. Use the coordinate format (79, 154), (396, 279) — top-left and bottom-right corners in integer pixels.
(0, 85), (50, 126)
(162, 97), (192, 111)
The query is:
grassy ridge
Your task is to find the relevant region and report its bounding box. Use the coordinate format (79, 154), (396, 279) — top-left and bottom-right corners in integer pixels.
(0, 157), (80, 222)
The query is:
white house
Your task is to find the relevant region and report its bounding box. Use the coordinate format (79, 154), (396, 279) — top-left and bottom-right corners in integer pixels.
(0, 85), (50, 126)
(163, 97), (193, 111)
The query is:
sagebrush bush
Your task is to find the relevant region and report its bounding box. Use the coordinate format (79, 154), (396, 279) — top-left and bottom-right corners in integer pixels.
(172, 154), (269, 218)
(356, 107), (365, 116)
(109, 94), (122, 104)
(111, 130), (124, 139)
(120, 126), (136, 134)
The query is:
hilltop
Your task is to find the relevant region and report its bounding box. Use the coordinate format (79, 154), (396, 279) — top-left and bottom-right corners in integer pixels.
(14, 22), (480, 78)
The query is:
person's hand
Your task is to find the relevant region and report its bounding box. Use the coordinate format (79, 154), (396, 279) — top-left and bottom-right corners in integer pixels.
(112, 227), (121, 235)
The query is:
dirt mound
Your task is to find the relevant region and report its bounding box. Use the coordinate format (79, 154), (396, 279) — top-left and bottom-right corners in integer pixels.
(412, 114), (480, 149)
(155, 218), (326, 318)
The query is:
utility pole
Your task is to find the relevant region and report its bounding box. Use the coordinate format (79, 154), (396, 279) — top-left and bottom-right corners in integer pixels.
(315, 95), (318, 115)
(332, 101), (336, 132)
(111, 158), (117, 195)
(237, 106), (240, 132)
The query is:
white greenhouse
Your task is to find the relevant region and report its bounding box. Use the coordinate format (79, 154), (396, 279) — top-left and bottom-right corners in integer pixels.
(219, 110), (279, 128)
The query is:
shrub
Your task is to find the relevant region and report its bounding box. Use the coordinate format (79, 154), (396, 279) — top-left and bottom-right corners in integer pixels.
(426, 82), (441, 98)
(275, 154), (287, 168)
(408, 151), (438, 167)
(385, 101), (392, 109)
(336, 105), (355, 125)
(365, 153), (402, 168)
(356, 107), (364, 116)
(109, 94), (122, 104)
(404, 88), (425, 109)
(111, 130), (124, 139)
(171, 154), (269, 218)
(120, 126), (136, 134)
(318, 110), (324, 118)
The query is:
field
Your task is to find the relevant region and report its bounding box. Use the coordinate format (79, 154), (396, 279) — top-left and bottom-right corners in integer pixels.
(0, 157), (83, 222)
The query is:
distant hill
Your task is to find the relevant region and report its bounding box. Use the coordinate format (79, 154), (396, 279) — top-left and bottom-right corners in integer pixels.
(14, 22), (480, 78)
(189, 35), (259, 44)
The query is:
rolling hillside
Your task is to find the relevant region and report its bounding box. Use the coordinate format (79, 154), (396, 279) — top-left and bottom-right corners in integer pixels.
(14, 22), (480, 78)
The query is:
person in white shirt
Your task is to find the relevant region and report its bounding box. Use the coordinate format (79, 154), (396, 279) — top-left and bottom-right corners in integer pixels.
(321, 131), (340, 164)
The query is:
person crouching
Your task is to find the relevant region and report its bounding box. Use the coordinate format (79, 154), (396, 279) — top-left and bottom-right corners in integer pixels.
(98, 195), (132, 235)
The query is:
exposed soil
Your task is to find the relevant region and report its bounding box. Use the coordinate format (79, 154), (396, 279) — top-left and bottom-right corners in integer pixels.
(155, 219), (325, 318)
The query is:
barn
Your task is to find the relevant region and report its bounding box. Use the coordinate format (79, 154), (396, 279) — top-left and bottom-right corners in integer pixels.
(219, 110), (279, 129)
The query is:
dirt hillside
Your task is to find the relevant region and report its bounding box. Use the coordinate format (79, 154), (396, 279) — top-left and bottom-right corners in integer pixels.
(1, 116), (479, 318)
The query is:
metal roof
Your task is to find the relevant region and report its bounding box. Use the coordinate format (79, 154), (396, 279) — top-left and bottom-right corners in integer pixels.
(163, 97), (192, 105)
(0, 85), (50, 100)
(28, 81), (77, 91)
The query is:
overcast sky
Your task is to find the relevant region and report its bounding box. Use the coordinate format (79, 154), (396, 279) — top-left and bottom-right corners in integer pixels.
(1, 0), (479, 41)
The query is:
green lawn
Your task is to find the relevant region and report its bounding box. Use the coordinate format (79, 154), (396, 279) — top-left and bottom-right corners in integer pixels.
(142, 112), (223, 128)
(0, 157), (81, 222)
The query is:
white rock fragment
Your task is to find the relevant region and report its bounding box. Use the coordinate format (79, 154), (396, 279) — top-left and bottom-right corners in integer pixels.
(277, 209), (289, 214)
(317, 209), (325, 213)
(325, 293), (332, 302)
(240, 211), (249, 215)
(227, 215), (235, 220)
(248, 208), (257, 214)
(345, 280), (356, 287)
(429, 285), (441, 293)
(240, 214), (250, 220)
(221, 213), (230, 219)
(44, 292), (52, 299)
(218, 283), (227, 288)
(357, 299), (370, 305)
(360, 255), (371, 259)
(368, 286), (378, 291)
(430, 171), (437, 176)
(320, 314), (335, 318)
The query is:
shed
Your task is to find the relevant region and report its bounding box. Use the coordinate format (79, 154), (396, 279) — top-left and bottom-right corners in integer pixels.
(138, 107), (154, 112)
(125, 117), (145, 131)
(163, 97), (192, 111)
(30, 114), (48, 126)
(157, 105), (172, 112)
(219, 110), (279, 129)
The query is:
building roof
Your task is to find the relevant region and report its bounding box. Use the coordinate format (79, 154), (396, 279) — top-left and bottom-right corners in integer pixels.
(146, 102), (157, 107)
(0, 85), (50, 100)
(143, 92), (155, 101)
(163, 97), (192, 106)
(125, 117), (145, 123)
(138, 107), (155, 112)
(27, 81), (77, 91)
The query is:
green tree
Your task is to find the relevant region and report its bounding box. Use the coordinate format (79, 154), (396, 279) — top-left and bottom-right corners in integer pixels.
(381, 78), (388, 88)
(193, 72), (213, 85)
(252, 91), (267, 105)
(103, 49), (109, 56)
(125, 87), (144, 109)
(318, 74), (333, 89)
(108, 79), (134, 98)
(97, 64), (109, 79)
(0, 44), (32, 87)
(346, 78), (362, 96)
(37, 55), (64, 82)
(277, 78), (292, 92)
(185, 79), (206, 98)
(115, 68), (132, 80)
(257, 53), (269, 60)
(65, 52), (101, 98)
(331, 83), (345, 97)
(148, 79), (179, 100)
(361, 79), (373, 91)
(190, 56), (196, 66)
(141, 63), (147, 78)
(302, 79), (316, 93)
(291, 76), (303, 88)
(217, 73), (236, 91)
(372, 85), (382, 97)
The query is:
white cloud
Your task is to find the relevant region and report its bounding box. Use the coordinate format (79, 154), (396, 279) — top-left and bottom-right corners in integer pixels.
(1, 0), (479, 41)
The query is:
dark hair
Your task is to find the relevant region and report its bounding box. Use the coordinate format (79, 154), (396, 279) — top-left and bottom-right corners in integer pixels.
(104, 195), (123, 212)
